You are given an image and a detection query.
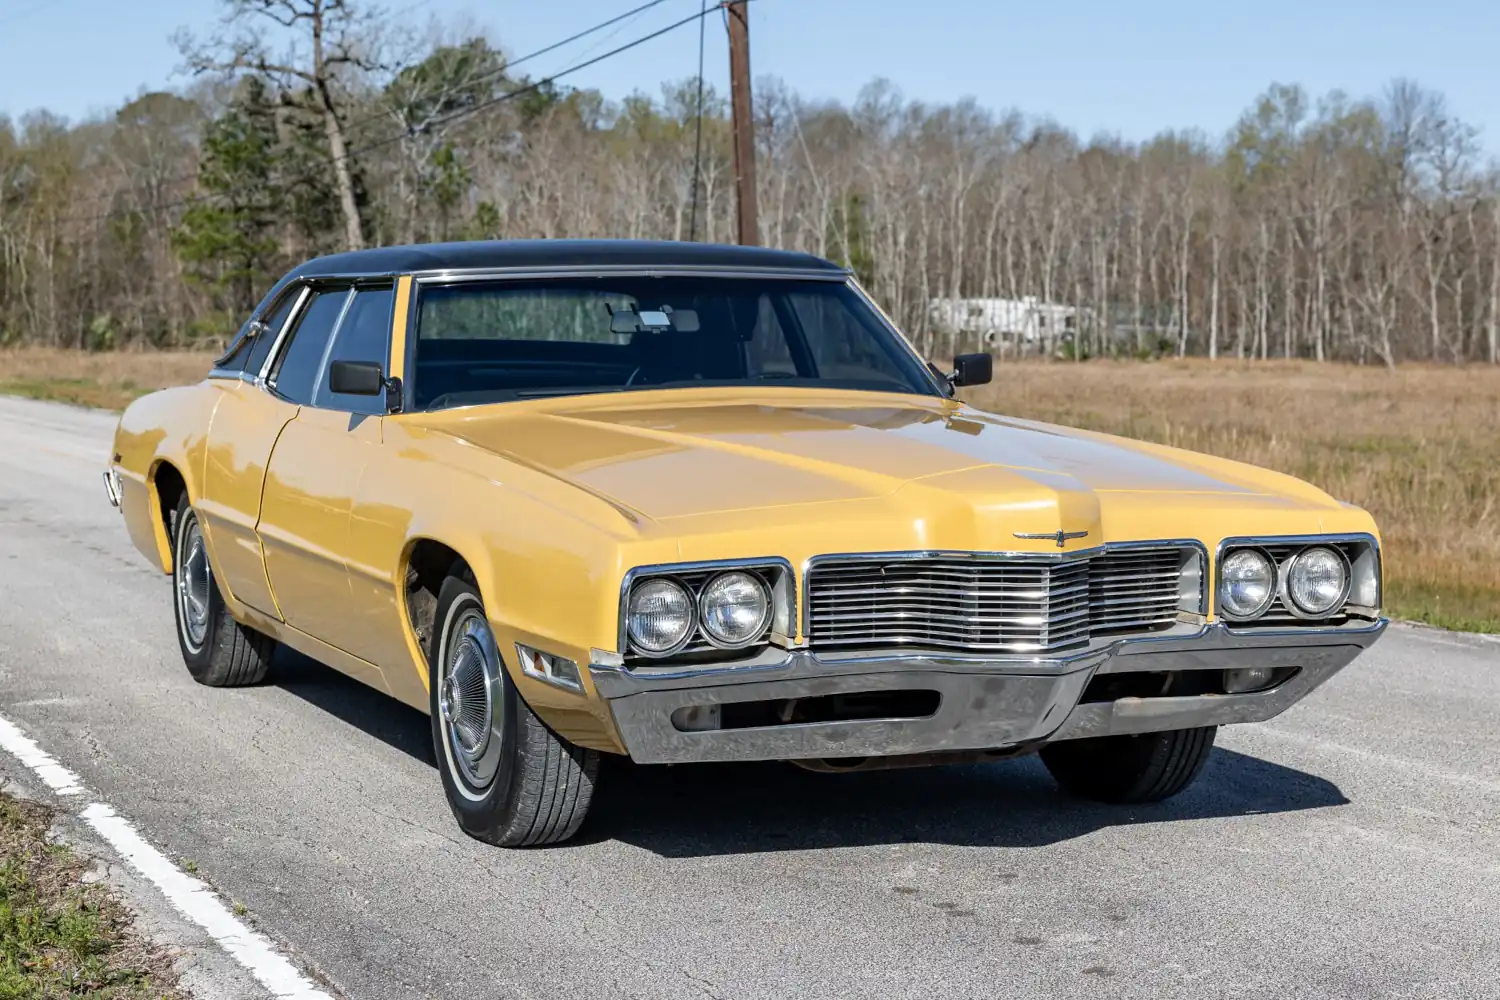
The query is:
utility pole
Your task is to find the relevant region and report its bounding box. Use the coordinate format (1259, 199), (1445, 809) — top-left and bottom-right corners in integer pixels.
(725, 0), (758, 246)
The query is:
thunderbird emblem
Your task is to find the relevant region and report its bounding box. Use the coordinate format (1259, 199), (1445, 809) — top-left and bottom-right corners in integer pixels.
(1014, 529), (1090, 548)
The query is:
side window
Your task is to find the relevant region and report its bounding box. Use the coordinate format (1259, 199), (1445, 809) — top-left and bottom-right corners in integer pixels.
(269, 288), (350, 405)
(316, 285), (395, 413)
(240, 291), (301, 376)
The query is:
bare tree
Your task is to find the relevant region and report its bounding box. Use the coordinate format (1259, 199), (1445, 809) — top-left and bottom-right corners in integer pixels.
(177, 0), (384, 250)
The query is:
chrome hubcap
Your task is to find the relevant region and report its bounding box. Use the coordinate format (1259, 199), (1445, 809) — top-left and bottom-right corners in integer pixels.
(440, 608), (502, 792)
(176, 514), (211, 651)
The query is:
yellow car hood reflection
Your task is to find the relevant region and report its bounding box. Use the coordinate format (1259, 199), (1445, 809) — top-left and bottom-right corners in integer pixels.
(409, 388), (1333, 522)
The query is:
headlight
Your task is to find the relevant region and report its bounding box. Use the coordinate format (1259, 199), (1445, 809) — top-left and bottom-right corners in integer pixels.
(626, 579), (694, 653)
(698, 571), (771, 646)
(1219, 548), (1276, 619)
(1286, 546), (1349, 616)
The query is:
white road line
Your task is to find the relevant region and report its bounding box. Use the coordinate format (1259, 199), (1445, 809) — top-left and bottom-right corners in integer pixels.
(82, 804), (332, 1000)
(0, 711), (333, 1000)
(0, 714), (85, 795)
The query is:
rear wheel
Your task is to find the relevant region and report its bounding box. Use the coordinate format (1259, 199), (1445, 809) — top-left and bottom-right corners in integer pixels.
(1040, 727), (1216, 803)
(170, 495), (275, 686)
(428, 574), (599, 847)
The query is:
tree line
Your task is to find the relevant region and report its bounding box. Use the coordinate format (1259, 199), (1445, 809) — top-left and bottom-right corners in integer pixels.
(1, 0), (1496, 366)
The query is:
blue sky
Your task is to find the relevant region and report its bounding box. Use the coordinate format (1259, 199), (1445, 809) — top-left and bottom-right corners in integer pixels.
(2, 0), (1496, 150)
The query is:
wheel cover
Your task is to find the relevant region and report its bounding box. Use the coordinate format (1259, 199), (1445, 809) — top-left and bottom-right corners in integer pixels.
(439, 608), (503, 793)
(175, 513), (211, 653)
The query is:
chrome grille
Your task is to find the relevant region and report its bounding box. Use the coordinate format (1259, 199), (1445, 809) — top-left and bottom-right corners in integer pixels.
(805, 545), (1196, 654)
(1090, 547), (1191, 636)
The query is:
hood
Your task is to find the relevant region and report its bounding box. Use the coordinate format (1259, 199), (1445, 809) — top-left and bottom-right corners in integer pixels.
(409, 389), (1330, 527)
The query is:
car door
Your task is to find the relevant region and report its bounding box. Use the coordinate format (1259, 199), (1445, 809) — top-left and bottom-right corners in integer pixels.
(256, 283), (397, 677)
(199, 286), (309, 618)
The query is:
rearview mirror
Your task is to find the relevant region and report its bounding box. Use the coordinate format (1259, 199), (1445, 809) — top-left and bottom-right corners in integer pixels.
(950, 353), (993, 388)
(329, 360), (385, 396)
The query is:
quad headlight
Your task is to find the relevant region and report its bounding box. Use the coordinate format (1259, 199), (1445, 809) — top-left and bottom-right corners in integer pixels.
(699, 571), (771, 646)
(1217, 537), (1371, 624)
(626, 578), (695, 654)
(1285, 546), (1350, 617)
(623, 563), (785, 657)
(1218, 548), (1277, 620)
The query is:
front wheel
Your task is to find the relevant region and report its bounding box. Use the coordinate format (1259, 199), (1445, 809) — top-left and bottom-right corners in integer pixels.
(428, 574), (599, 847)
(170, 495), (275, 687)
(1040, 727), (1216, 804)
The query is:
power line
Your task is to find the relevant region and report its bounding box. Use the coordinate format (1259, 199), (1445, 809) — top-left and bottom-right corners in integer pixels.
(65, 0), (683, 209)
(353, 5), (721, 149)
(55, 3), (721, 228)
(343, 0), (679, 141)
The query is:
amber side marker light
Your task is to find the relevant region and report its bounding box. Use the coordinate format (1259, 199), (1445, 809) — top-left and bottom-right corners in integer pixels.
(516, 644), (582, 693)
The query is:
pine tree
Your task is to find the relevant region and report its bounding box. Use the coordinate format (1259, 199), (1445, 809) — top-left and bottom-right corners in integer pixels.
(172, 78), (280, 321)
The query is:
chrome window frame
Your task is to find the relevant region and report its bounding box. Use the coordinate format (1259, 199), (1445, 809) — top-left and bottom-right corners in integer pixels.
(207, 283), (313, 385)
(1214, 532), (1381, 628)
(799, 539), (1209, 646)
(263, 284), (356, 405)
(618, 556), (797, 658)
(310, 280), (398, 411)
(207, 275), (401, 417)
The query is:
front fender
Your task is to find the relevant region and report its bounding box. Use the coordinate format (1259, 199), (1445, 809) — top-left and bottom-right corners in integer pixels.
(113, 384), (219, 573)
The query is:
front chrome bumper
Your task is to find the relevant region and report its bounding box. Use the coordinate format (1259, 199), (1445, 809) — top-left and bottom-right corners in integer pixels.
(588, 620), (1388, 764)
(103, 468), (122, 509)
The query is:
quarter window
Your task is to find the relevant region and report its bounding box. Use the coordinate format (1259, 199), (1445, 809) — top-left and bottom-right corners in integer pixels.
(270, 288), (351, 405)
(316, 285), (395, 413)
(241, 291), (301, 376)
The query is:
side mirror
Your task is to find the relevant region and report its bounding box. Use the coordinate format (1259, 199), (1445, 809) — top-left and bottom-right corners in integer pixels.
(329, 360), (385, 396)
(950, 353), (993, 388)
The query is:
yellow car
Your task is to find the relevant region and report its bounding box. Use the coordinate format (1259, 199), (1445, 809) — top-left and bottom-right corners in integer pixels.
(105, 240), (1387, 846)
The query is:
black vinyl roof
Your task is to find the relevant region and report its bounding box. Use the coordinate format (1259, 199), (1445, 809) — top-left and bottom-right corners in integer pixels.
(288, 239), (846, 279)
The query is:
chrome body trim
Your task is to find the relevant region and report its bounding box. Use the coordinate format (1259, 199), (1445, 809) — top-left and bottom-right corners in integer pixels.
(410, 264), (852, 285)
(205, 369), (259, 383)
(255, 284), (314, 383)
(1013, 529), (1090, 547)
(102, 468), (122, 509)
(617, 557), (797, 658)
(588, 618), (1388, 764)
(844, 276), (954, 396)
(1215, 532), (1381, 629)
(798, 539), (1209, 646)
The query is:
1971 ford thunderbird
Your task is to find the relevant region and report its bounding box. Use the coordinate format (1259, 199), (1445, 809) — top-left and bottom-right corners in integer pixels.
(105, 240), (1387, 846)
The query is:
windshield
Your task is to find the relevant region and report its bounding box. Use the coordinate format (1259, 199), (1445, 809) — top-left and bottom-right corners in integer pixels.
(410, 276), (942, 409)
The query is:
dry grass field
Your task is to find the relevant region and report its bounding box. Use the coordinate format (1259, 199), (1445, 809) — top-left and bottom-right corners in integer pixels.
(968, 361), (1500, 633)
(0, 348), (215, 411)
(2, 348), (1496, 632)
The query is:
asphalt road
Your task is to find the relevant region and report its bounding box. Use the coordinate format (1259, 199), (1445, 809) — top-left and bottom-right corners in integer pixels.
(0, 393), (1497, 1000)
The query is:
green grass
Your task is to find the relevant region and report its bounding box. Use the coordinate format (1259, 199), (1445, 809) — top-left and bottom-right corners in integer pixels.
(0, 793), (181, 999)
(1385, 581), (1500, 634)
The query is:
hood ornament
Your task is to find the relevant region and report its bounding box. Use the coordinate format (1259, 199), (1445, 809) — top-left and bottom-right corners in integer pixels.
(1014, 529), (1090, 548)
